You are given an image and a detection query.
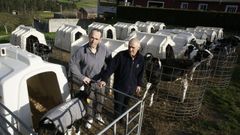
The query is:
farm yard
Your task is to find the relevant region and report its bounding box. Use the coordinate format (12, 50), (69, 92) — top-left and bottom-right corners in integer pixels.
(1, 18), (240, 134)
(1, 0), (240, 134)
(43, 21), (240, 135)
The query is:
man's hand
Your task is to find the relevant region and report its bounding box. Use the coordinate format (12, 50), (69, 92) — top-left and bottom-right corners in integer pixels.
(83, 77), (91, 84)
(98, 81), (106, 88)
(136, 86), (141, 97)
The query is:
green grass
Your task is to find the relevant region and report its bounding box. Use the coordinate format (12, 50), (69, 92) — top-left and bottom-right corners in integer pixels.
(182, 65), (240, 135)
(58, 0), (70, 3)
(75, 0), (97, 8)
(0, 35), (10, 43)
(44, 32), (56, 40)
(34, 11), (54, 20)
(58, 0), (97, 8)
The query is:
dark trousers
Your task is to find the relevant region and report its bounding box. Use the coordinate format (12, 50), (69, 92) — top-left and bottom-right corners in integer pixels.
(72, 83), (105, 118)
(87, 83), (105, 117)
(114, 91), (130, 118)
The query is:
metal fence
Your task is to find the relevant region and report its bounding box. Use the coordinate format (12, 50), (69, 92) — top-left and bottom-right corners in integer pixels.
(0, 102), (37, 135)
(70, 82), (145, 135)
(208, 51), (238, 89)
(143, 62), (211, 120)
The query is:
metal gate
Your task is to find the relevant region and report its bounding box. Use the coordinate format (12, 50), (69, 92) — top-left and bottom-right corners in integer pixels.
(0, 102), (37, 135)
(70, 83), (145, 135)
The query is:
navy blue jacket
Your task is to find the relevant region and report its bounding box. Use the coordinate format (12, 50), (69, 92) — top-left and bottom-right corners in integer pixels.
(102, 50), (144, 95)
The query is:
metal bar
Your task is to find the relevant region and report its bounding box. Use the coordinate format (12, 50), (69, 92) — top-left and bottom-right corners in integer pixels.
(138, 102), (145, 135)
(0, 114), (22, 135)
(125, 113), (129, 134)
(97, 100), (142, 135)
(114, 123), (117, 135)
(0, 102), (36, 135)
(0, 117), (12, 135)
(128, 112), (140, 124)
(127, 124), (138, 135)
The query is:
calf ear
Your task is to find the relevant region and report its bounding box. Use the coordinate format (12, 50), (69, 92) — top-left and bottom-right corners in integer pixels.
(144, 53), (153, 60)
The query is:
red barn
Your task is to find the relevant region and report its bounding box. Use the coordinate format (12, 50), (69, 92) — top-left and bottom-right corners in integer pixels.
(127, 0), (240, 13)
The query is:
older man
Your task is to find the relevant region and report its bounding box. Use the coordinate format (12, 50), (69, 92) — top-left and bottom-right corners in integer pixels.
(69, 28), (112, 129)
(99, 38), (144, 118)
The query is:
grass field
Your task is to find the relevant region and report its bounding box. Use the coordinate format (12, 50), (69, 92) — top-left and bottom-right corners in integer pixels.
(58, 0), (98, 8)
(75, 0), (98, 8)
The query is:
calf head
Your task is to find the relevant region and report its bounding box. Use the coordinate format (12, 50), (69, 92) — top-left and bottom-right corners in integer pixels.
(144, 53), (161, 84)
(213, 35), (240, 55)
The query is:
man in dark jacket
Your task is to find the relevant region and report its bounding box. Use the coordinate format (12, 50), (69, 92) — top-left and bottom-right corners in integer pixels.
(99, 38), (144, 118)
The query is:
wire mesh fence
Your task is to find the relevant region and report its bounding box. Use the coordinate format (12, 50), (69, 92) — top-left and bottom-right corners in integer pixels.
(208, 51), (238, 89)
(143, 61), (211, 120)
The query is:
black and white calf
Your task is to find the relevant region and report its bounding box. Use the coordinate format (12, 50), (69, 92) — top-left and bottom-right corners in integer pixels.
(209, 35), (240, 55)
(144, 47), (213, 105)
(33, 42), (52, 61)
(38, 98), (86, 135)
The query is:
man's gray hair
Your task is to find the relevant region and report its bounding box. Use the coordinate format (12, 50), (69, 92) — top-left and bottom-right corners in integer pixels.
(129, 38), (140, 47)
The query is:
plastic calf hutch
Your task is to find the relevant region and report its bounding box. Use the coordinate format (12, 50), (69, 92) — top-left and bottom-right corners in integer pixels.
(0, 43), (70, 134)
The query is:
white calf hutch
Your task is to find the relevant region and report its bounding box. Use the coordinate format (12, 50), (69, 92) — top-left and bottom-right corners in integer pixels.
(186, 28), (208, 42)
(10, 25), (47, 50)
(88, 22), (117, 40)
(156, 29), (197, 58)
(146, 21), (166, 31)
(0, 44), (70, 134)
(135, 21), (155, 33)
(54, 24), (87, 52)
(10, 25), (51, 61)
(113, 22), (138, 40)
(128, 31), (175, 59)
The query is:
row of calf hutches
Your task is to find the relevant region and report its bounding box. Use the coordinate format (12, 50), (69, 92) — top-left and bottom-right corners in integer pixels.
(10, 25), (47, 51)
(195, 26), (223, 40)
(53, 23), (128, 54)
(186, 27), (218, 43)
(52, 21), (169, 58)
(54, 22), (131, 53)
(0, 43), (70, 134)
(70, 34), (128, 57)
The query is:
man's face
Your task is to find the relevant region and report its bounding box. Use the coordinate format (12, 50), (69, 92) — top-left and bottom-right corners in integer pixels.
(128, 40), (140, 57)
(89, 30), (101, 48)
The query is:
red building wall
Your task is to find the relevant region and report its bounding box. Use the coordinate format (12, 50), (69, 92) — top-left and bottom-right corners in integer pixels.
(132, 0), (240, 12)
